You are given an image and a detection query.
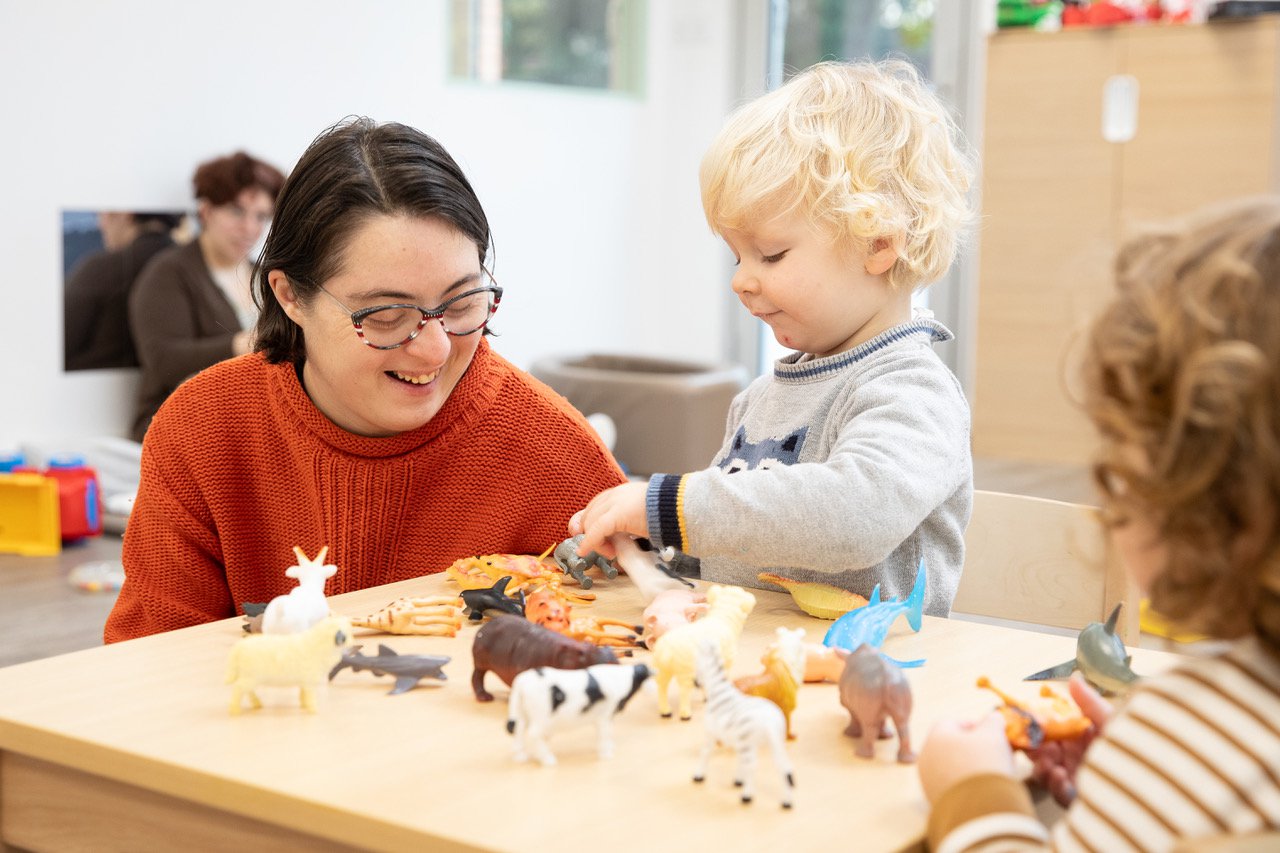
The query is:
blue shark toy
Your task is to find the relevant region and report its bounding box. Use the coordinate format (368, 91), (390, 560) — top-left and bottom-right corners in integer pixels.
(822, 560), (926, 668)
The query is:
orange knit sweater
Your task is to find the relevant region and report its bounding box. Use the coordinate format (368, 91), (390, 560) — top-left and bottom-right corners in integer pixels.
(105, 340), (625, 642)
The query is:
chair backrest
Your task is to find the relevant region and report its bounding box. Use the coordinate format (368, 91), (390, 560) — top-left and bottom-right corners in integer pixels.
(954, 490), (1140, 644)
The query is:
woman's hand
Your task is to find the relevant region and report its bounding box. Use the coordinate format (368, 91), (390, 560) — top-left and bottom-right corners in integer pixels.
(568, 482), (649, 560)
(1026, 674), (1113, 807)
(917, 712), (1015, 804)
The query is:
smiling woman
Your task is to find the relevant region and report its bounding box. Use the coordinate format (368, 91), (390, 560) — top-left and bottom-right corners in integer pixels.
(104, 118), (627, 644)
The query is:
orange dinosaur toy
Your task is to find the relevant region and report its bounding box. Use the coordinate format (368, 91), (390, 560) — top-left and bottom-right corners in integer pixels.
(976, 676), (1092, 750)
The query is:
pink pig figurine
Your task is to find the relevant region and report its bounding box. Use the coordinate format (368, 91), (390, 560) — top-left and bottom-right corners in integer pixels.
(802, 642), (849, 683)
(641, 589), (708, 650)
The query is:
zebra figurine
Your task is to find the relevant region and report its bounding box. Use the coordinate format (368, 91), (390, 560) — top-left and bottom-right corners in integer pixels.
(692, 640), (796, 809)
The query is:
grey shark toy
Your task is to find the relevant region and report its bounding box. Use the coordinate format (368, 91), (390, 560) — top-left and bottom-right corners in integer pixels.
(329, 644), (451, 695)
(1024, 603), (1140, 695)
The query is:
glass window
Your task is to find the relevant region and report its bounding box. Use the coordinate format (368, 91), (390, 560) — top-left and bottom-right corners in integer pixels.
(780, 0), (934, 77)
(450, 0), (646, 96)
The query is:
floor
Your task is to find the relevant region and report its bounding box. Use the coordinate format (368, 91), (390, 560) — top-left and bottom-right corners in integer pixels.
(0, 456), (1098, 669)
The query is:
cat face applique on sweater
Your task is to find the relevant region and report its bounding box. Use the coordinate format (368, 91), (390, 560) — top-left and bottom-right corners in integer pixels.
(718, 426), (808, 474)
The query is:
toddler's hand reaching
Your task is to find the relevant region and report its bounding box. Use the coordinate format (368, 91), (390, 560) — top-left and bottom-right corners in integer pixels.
(917, 712), (1015, 804)
(569, 482), (650, 560)
(1026, 674), (1113, 807)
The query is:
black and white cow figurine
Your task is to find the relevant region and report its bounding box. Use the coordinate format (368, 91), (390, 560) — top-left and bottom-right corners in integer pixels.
(506, 662), (652, 766)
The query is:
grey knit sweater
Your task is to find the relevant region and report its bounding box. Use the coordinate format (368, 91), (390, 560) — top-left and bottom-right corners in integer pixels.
(645, 318), (972, 616)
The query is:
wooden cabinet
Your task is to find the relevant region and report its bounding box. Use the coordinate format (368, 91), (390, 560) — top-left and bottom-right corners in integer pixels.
(973, 17), (1280, 465)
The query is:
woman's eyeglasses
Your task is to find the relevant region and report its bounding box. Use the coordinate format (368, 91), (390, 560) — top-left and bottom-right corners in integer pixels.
(314, 272), (502, 350)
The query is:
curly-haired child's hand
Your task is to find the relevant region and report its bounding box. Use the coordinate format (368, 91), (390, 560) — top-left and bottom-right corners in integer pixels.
(569, 482), (650, 560)
(1026, 673), (1113, 807)
(917, 712), (1015, 804)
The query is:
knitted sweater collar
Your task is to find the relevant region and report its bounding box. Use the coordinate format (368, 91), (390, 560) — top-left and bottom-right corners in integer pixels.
(772, 318), (953, 383)
(266, 338), (503, 458)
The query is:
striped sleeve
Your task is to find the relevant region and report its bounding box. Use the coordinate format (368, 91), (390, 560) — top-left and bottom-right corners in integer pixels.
(645, 473), (688, 553)
(928, 773), (1048, 853)
(1050, 639), (1280, 850)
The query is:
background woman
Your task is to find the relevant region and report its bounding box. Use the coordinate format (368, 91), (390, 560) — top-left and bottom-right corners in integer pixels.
(128, 150), (286, 441)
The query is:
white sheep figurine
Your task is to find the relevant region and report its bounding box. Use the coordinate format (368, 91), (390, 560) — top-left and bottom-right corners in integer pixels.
(226, 615), (352, 714)
(507, 663), (653, 766)
(261, 545), (338, 635)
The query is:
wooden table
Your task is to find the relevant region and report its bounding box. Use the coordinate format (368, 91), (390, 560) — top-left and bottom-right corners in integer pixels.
(0, 573), (1183, 853)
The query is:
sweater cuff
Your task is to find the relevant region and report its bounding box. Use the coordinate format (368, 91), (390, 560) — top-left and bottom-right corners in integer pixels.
(646, 474), (687, 553)
(928, 773), (1044, 853)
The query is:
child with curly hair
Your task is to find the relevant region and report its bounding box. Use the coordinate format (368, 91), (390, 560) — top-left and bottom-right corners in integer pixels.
(571, 59), (976, 614)
(919, 196), (1280, 850)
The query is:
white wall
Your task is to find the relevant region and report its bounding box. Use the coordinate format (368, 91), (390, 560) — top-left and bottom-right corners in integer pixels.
(0, 0), (740, 448)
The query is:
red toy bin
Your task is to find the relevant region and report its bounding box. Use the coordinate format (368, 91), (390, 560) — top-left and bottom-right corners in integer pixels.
(43, 455), (102, 541)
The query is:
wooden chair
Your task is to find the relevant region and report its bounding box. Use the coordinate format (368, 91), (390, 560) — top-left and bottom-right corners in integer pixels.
(953, 490), (1140, 644)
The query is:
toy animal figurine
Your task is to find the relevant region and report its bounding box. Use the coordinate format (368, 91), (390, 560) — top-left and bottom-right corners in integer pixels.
(447, 547), (596, 606)
(525, 589), (642, 649)
(641, 588), (708, 649)
(837, 644), (914, 763)
(822, 559), (926, 668)
(226, 615), (351, 715)
(610, 533), (694, 603)
(735, 627), (806, 739)
(329, 644), (451, 695)
(652, 584), (756, 720)
(460, 576), (526, 621)
(757, 572), (869, 620)
(977, 676), (1092, 750)
(801, 642), (850, 683)
(260, 546), (338, 635)
(506, 663), (652, 766)
(349, 595), (464, 636)
(471, 614), (619, 702)
(552, 534), (618, 589)
(1024, 603), (1140, 695)
(692, 640), (795, 809)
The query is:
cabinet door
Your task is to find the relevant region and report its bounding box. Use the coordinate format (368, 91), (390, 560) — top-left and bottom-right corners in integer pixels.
(974, 30), (1120, 463)
(1119, 18), (1279, 226)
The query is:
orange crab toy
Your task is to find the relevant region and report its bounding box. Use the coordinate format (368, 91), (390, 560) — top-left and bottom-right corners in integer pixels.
(445, 545), (596, 607)
(976, 676), (1092, 750)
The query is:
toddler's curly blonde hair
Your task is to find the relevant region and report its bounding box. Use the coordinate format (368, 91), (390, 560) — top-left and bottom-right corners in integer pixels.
(1084, 196), (1280, 644)
(699, 59), (975, 291)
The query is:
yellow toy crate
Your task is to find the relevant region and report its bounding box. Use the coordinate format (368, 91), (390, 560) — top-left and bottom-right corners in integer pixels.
(0, 472), (61, 556)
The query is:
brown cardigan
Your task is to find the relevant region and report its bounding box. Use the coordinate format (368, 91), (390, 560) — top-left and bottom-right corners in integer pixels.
(127, 239), (241, 441)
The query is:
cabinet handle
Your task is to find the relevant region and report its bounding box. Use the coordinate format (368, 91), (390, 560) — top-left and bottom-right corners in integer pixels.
(1102, 74), (1140, 143)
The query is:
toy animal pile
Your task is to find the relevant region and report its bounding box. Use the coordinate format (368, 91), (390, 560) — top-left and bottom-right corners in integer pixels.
(220, 537), (1116, 813)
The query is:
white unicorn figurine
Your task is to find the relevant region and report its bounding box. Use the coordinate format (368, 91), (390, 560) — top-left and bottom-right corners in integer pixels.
(261, 546), (338, 635)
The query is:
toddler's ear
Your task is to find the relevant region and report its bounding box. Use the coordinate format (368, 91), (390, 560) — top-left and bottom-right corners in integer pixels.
(864, 239), (898, 276)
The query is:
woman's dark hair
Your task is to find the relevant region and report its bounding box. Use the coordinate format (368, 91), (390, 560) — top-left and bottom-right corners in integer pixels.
(193, 151), (286, 206)
(253, 118), (493, 365)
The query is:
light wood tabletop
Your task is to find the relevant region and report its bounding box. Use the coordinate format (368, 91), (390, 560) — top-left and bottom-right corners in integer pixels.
(0, 572), (1184, 853)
